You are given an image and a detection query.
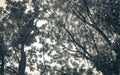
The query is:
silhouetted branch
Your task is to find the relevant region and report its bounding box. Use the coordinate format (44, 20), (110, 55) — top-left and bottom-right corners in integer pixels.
(63, 26), (92, 58)
(66, 1), (112, 46)
(54, 39), (77, 52)
(6, 67), (18, 74)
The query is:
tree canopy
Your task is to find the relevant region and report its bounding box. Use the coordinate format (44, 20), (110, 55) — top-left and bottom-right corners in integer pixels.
(0, 0), (120, 75)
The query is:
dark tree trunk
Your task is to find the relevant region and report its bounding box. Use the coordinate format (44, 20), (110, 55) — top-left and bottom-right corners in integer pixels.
(18, 44), (26, 75)
(112, 55), (120, 75)
(98, 55), (120, 75)
(101, 70), (112, 75)
(0, 55), (4, 75)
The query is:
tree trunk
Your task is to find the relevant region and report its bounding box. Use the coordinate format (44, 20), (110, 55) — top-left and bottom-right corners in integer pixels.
(102, 72), (112, 75)
(18, 44), (26, 75)
(0, 55), (4, 75)
(97, 56), (120, 75)
(112, 55), (120, 75)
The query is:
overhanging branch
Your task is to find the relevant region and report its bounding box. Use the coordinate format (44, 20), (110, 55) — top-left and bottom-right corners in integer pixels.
(66, 1), (112, 46)
(62, 26), (92, 58)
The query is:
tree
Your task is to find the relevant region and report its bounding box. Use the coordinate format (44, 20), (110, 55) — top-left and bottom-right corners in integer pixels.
(0, 0), (119, 75)
(0, 7), (10, 75)
(0, 0), (40, 75)
(35, 0), (120, 75)
(0, 33), (6, 75)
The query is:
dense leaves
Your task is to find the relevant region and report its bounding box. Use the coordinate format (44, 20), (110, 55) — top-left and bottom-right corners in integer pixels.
(0, 0), (120, 75)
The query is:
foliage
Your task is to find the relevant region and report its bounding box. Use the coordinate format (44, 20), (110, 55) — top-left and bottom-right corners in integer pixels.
(94, 0), (120, 35)
(38, 0), (120, 75)
(0, 0), (120, 75)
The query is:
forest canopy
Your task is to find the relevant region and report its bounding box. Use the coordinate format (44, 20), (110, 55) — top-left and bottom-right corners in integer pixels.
(0, 0), (120, 75)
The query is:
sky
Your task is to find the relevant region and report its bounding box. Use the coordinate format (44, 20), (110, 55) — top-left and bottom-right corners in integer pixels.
(0, 0), (6, 7)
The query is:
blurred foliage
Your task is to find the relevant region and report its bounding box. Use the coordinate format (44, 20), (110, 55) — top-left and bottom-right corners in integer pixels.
(0, 0), (120, 75)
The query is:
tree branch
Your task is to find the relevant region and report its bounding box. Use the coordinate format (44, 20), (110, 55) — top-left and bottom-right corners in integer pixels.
(66, 1), (112, 46)
(13, 47), (20, 62)
(54, 38), (77, 52)
(63, 26), (92, 58)
(6, 67), (18, 74)
(89, 29), (99, 53)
